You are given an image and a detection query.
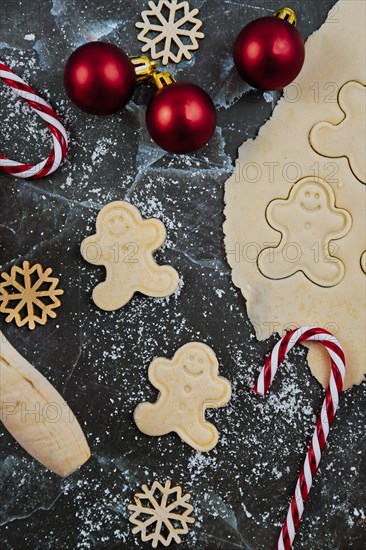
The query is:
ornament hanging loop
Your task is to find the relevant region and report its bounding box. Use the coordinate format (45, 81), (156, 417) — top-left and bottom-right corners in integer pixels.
(274, 7), (297, 26)
(150, 70), (176, 90)
(130, 55), (158, 83)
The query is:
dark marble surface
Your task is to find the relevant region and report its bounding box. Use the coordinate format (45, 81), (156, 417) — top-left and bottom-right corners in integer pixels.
(0, 1), (365, 549)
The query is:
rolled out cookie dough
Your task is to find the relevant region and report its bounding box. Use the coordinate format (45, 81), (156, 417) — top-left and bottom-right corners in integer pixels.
(224, 0), (366, 389)
(310, 80), (366, 184)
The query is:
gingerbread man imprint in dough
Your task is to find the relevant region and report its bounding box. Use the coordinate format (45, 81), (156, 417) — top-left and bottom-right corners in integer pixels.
(310, 81), (366, 184)
(81, 201), (179, 311)
(257, 177), (352, 287)
(361, 251), (366, 275)
(134, 343), (231, 452)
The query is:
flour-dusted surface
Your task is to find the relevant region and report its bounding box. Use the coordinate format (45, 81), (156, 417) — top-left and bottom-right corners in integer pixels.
(0, 1), (365, 549)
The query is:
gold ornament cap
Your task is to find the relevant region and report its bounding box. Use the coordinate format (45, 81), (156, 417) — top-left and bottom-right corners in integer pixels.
(130, 55), (158, 83)
(151, 70), (176, 90)
(274, 7), (297, 26)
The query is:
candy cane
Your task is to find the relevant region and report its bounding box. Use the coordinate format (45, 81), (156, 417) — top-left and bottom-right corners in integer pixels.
(252, 326), (345, 550)
(0, 61), (68, 179)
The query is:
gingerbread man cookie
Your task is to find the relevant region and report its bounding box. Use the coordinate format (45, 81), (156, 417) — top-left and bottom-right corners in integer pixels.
(258, 178), (352, 287)
(134, 343), (231, 452)
(310, 81), (366, 184)
(81, 201), (179, 310)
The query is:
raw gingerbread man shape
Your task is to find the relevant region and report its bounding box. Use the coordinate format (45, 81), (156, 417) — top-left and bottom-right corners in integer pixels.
(81, 201), (179, 310)
(134, 343), (231, 452)
(310, 81), (366, 184)
(257, 177), (352, 287)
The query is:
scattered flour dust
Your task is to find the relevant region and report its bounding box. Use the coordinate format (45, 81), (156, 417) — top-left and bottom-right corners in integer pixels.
(0, 39), (363, 550)
(91, 137), (117, 163)
(263, 91), (273, 103)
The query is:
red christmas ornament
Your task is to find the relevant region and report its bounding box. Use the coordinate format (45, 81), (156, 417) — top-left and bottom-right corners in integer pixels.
(233, 7), (305, 91)
(64, 42), (136, 115)
(146, 74), (216, 154)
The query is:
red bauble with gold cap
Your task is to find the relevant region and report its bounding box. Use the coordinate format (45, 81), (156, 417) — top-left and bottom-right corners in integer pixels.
(146, 72), (217, 154)
(233, 7), (305, 91)
(64, 42), (136, 115)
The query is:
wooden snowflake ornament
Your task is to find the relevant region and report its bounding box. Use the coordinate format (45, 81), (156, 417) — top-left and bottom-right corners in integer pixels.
(136, 0), (204, 66)
(128, 480), (195, 547)
(0, 261), (64, 330)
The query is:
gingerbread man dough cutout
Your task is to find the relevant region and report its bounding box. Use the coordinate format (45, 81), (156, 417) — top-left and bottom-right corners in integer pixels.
(310, 81), (366, 184)
(134, 343), (231, 452)
(257, 177), (352, 287)
(81, 201), (179, 310)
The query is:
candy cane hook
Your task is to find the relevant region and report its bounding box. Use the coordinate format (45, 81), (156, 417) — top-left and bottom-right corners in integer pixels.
(0, 61), (68, 179)
(252, 326), (346, 550)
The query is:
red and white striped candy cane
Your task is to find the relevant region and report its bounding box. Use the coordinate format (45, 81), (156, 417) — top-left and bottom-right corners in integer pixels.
(0, 61), (68, 179)
(252, 326), (345, 550)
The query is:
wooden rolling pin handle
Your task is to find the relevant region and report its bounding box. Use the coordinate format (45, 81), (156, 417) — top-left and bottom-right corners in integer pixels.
(0, 331), (90, 477)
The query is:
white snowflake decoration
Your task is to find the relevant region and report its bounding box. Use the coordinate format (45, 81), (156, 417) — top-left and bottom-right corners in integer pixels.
(136, 0), (204, 66)
(128, 480), (195, 547)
